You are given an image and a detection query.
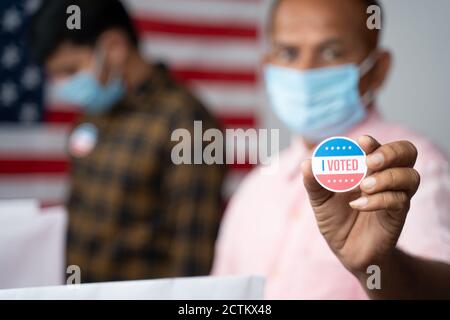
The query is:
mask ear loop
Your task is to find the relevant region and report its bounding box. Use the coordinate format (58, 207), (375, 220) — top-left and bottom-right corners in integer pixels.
(358, 51), (379, 107)
(92, 46), (105, 79)
(108, 63), (122, 84)
(360, 89), (375, 106)
(92, 47), (121, 85)
(358, 51), (378, 77)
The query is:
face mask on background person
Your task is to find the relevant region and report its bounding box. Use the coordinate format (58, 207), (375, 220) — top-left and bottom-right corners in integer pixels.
(264, 53), (377, 143)
(52, 47), (125, 114)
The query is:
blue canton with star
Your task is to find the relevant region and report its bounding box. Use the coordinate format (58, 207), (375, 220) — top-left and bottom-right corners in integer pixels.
(0, 0), (43, 123)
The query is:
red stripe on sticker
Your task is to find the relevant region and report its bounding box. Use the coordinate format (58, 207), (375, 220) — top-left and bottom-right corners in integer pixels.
(315, 173), (365, 191)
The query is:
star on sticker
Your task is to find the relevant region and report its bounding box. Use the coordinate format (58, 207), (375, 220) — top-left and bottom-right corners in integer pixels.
(2, 7), (21, 32)
(1, 45), (20, 69)
(0, 82), (18, 107)
(22, 66), (41, 90)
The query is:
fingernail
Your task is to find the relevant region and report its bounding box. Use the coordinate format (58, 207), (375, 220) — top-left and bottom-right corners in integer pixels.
(349, 197), (368, 208)
(358, 135), (372, 146)
(367, 153), (384, 167)
(361, 177), (376, 190)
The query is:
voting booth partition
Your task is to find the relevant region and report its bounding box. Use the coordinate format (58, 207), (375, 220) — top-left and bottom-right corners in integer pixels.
(0, 199), (265, 299)
(0, 276), (265, 300)
(0, 199), (67, 290)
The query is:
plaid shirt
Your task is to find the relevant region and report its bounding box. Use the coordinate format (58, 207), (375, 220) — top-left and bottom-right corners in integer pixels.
(66, 64), (225, 283)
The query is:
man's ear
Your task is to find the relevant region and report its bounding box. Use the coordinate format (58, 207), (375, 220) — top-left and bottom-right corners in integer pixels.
(262, 52), (271, 65)
(260, 52), (272, 74)
(259, 53), (272, 77)
(369, 50), (392, 92)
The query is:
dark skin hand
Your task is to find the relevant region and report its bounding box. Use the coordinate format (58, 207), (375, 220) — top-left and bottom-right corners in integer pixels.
(302, 135), (421, 273)
(302, 135), (450, 299)
(268, 0), (450, 298)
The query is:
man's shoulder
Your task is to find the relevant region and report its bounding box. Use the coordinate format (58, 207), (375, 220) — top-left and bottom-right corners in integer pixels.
(365, 116), (449, 170)
(122, 69), (220, 137)
(148, 64), (218, 126)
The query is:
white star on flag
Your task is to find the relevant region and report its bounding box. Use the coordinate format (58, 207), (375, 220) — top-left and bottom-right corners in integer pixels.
(0, 82), (18, 107)
(21, 66), (41, 90)
(24, 0), (42, 15)
(1, 45), (20, 69)
(19, 102), (39, 123)
(0, 0), (262, 207)
(2, 7), (21, 32)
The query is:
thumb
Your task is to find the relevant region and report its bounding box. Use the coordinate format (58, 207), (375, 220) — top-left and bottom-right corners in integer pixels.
(301, 159), (333, 207)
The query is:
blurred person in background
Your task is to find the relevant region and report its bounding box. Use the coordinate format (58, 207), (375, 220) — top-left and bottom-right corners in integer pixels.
(213, 0), (450, 299)
(28, 0), (225, 283)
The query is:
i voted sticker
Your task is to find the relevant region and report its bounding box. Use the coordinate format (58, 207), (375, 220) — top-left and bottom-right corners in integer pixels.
(69, 123), (98, 158)
(312, 137), (367, 192)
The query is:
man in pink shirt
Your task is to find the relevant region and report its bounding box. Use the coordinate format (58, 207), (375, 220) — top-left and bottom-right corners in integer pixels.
(212, 0), (450, 299)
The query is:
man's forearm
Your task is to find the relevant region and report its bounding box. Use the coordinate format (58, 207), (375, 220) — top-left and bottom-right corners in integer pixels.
(357, 248), (450, 299)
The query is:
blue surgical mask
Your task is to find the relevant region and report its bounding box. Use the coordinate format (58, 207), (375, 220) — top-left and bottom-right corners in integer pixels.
(53, 49), (125, 114)
(264, 54), (376, 142)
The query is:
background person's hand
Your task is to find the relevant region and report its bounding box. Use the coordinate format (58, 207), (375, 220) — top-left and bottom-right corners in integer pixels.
(302, 136), (420, 276)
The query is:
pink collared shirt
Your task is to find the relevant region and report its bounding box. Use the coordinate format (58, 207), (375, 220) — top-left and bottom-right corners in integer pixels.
(212, 111), (450, 299)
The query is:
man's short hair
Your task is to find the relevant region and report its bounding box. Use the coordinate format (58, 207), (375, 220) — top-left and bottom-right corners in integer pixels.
(28, 0), (138, 63)
(267, 0), (382, 49)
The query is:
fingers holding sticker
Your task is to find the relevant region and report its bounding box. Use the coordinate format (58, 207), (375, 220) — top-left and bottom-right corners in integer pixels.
(306, 136), (420, 275)
(312, 137), (367, 193)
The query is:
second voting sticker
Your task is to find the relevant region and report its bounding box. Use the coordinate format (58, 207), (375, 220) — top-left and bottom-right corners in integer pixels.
(69, 123), (98, 158)
(312, 137), (367, 193)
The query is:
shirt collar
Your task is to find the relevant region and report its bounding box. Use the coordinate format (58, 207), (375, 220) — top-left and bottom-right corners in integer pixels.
(118, 63), (170, 111)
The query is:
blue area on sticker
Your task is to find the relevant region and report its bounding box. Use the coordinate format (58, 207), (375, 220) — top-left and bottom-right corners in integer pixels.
(75, 123), (98, 139)
(314, 138), (363, 157)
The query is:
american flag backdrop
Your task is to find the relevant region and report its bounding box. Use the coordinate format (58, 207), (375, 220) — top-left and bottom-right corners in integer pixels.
(0, 0), (268, 206)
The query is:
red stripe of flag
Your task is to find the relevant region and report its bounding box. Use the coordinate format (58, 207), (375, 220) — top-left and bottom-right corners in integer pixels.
(218, 115), (256, 127)
(0, 158), (251, 174)
(133, 16), (258, 40)
(172, 68), (256, 83)
(0, 159), (69, 174)
(43, 109), (80, 123)
(40, 201), (64, 209)
(229, 163), (254, 170)
(44, 109), (256, 128)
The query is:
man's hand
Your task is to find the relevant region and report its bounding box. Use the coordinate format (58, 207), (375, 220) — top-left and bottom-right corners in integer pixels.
(302, 136), (420, 276)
